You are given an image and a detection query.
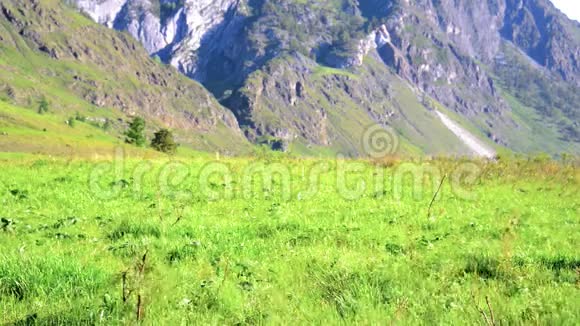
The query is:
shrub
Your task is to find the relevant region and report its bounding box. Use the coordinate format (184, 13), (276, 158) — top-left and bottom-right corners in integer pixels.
(37, 97), (49, 114)
(151, 128), (177, 154)
(102, 118), (111, 131)
(125, 117), (146, 147)
(74, 112), (86, 122)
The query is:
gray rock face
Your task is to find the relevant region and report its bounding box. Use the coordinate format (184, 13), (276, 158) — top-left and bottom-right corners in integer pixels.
(75, 0), (240, 77)
(75, 0), (579, 96)
(501, 0), (580, 84)
(75, 0), (126, 27)
(414, 0), (580, 85)
(351, 0), (507, 118)
(73, 0), (580, 154)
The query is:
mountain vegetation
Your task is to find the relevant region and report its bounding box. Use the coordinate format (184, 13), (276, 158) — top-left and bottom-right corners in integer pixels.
(0, 0), (250, 156)
(0, 1), (578, 324)
(64, 0), (580, 156)
(150, 128), (177, 154)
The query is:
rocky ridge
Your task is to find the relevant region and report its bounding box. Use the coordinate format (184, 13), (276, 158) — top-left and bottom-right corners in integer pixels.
(0, 0), (249, 153)
(73, 0), (580, 155)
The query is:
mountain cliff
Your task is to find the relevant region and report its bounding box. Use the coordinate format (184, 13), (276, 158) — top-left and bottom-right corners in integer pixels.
(0, 0), (250, 154)
(48, 0), (580, 154)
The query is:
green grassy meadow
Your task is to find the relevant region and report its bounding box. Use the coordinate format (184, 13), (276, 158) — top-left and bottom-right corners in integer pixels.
(0, 0), (578, 324)
(0, 153), (578, 324)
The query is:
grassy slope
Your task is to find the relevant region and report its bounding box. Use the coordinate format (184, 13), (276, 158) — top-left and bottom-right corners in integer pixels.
(499, 92), (578, 154)
(0, 0), (251, 155)
(240, 54), (480, 157)
(0, 156), (578, 324)
(360, 1), (579, 156)
(2, 0), (570, 158)
(487, 42), (580, 154)
(0, 100), (162, 157)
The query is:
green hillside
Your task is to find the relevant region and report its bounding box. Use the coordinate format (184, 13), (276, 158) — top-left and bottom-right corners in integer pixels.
(229, 53), (495, 157)
(0, 0), (251, 155)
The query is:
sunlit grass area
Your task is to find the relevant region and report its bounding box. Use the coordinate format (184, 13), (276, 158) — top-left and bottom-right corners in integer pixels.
(0, 155), (578, 324)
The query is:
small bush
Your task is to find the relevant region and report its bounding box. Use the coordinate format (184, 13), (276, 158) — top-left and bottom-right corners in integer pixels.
(74, 112), (86, 122)
(151, 128), (177, 154)
(125, 117), (146, 147)
(37, 97), (49, 114)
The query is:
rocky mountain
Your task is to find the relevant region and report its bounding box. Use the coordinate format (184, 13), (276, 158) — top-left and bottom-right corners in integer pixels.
(0, 0), (250, 154)
(61, 0), (580, 154)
